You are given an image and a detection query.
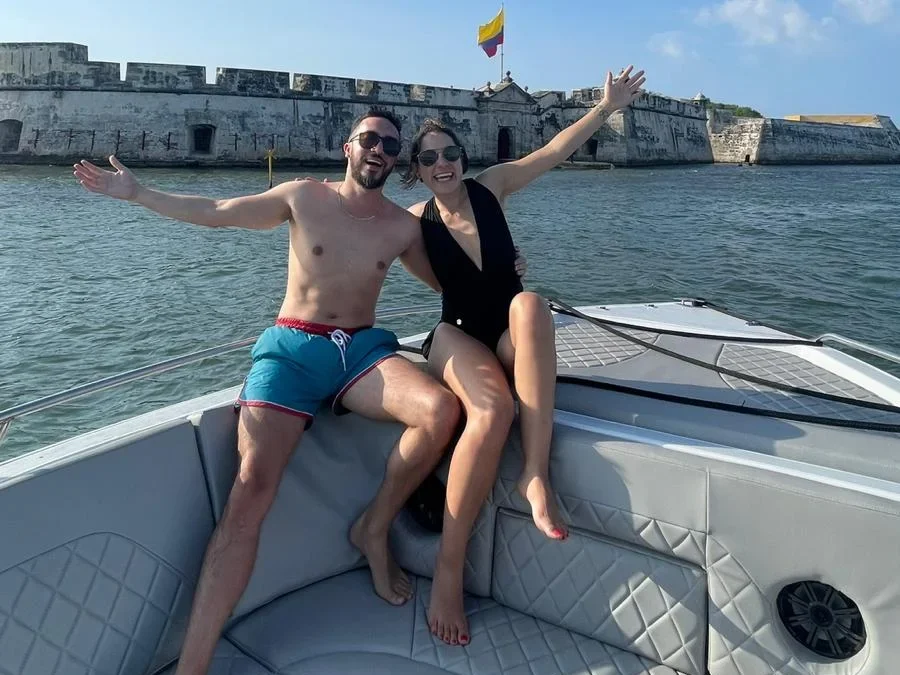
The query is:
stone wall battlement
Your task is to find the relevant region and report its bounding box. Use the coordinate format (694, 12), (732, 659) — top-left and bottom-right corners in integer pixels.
(0, 43), (479, 108)
(1, 42), (896, 167)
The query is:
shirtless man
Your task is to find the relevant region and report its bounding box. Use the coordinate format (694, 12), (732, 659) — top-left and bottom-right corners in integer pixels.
(73, 108), (459, 675)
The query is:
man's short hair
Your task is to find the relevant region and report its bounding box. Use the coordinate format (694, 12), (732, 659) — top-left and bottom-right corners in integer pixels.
(350, 107), (402, 138)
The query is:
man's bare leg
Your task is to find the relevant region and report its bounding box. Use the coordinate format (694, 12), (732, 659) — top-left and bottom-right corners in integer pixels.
(425, 324), (512, 645)
(174, 406), (307, 675)
(497, 292), (568, 540)
(341, 355), (460, 606)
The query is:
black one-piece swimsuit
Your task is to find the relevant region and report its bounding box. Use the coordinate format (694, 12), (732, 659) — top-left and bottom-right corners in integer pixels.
(420, 178), (523, 359)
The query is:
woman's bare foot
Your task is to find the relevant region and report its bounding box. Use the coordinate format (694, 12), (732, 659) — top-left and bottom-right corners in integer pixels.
(518, 473), (568, 540)
(350, 512), (413, 606)
(427, 558), (469, 646)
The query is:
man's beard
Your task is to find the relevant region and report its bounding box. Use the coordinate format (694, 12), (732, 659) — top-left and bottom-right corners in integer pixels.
(350, 156), (391, 189)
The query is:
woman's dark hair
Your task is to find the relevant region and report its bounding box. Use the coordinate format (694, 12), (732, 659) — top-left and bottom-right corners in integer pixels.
(400, 119), (469, 189)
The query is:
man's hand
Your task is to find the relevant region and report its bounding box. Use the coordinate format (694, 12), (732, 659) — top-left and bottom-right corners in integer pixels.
(73, 156), (140, 201)
(514, 246), (528, 278)
(600, 65), (646, 113)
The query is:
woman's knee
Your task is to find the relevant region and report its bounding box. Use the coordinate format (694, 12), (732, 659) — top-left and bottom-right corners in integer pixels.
(511, 292), (550, 324)
(465, 390), (515, 443)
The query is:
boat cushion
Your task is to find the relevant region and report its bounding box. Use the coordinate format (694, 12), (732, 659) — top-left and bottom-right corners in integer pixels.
(226, 569), (684, 674)
(155, 639), (271, 675)
(192, 400), (498, 614)
(193, 403), (409, 617)
(491, 510), (707, 675)
(0, 419), (212, 675)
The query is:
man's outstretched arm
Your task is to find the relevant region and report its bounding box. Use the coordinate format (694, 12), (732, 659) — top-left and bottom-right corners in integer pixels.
(74, 155), (294, 230)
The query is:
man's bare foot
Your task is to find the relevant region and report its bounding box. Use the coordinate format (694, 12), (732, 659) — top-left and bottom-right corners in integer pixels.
(350, 512), (413, 606)
(518, 473), (568, 540)
(428, 558), (469, 646)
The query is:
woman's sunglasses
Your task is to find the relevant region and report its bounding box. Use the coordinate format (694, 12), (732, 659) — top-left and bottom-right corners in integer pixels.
(349, 131), (402, 157)
(416, 146), (463, 167)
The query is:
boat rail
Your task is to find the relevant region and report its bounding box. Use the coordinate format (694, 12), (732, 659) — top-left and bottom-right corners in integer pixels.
(814, 333), (900, 367)
(0, 304), (440, 448)
(3, 307), (899, 449)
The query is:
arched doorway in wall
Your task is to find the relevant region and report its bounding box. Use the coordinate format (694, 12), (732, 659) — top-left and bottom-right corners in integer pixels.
(0, 120), (23, 153)
(497, 127), (513, 162)
(190, 124), (216, 154)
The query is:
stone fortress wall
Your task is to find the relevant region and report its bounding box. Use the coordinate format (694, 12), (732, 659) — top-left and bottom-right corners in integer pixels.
(0, 43), (897, 168)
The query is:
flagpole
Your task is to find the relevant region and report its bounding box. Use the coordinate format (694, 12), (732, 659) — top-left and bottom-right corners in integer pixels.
(500, 3), (504, 82)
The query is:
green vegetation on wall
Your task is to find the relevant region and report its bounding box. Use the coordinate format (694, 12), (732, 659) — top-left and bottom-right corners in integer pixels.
(708, 101), (763, 118)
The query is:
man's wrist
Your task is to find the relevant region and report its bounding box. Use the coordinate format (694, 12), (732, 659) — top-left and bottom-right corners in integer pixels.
(592, 101), (614, 118)
(131, 184), (147, 203)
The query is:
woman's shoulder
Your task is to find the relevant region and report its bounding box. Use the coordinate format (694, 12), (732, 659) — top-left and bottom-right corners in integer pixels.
(406, 200), (429, 218)
(467, 173), (506, 211)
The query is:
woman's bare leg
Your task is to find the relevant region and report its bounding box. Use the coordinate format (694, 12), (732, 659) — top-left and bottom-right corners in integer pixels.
(427, 324), (514, 645)
(497, 292), (568, 540)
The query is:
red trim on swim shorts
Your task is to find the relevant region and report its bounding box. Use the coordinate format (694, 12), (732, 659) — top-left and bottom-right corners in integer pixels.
(332, 353), (401, 413)
(236, 399), (315, 420)
(275, 317), (370, 336)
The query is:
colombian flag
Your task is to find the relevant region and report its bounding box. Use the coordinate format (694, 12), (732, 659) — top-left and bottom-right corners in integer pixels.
(477, 8), (504, 58)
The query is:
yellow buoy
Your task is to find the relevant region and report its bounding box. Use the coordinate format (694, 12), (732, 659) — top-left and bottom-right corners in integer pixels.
(265, 148), (276, 188)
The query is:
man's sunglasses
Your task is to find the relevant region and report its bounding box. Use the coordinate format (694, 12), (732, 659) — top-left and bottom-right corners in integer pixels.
(348, 131), (401, 157)
(416, 146), (463, 167)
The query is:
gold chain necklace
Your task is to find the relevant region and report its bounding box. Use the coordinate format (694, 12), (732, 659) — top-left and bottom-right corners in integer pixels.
(337, 185), (377, 221)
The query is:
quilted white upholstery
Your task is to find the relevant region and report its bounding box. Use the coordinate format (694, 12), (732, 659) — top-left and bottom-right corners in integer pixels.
(0, 534), (187, 675)
(554, 315), (659, 369)
(412, 577), (679, 675)
(225, 569), (684, 675)
(705, 469), (900, 675)
(156, 639), (271, 675)
(0, 419), (212, 675)
(391, 503), (496, 599)
(717, 344), (900, 423)
(495, 478), (707, 567)
(491, 511), (706, 675)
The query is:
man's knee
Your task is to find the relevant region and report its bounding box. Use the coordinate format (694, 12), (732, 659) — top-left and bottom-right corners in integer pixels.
(229, 411), (300, 528)
(419, 384), (461, 442)
(224, 455), (284, 530)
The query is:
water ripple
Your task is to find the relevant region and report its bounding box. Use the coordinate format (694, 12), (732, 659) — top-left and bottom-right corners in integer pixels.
(2, 163), (899, 459)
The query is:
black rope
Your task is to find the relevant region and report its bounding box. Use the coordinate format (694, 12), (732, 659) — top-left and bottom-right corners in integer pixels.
(548, 297), (900, 417)
(555, 376), (900, 434)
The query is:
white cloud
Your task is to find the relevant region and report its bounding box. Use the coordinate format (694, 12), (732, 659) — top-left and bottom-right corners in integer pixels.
(835, 0), (893, 24)
(696, 0), (834, 47)
(648, 31), (686, 58)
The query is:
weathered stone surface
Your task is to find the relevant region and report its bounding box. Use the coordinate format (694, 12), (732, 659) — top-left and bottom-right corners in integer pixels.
(707, 110), (765, 163)
(125, 63), (206, 91)
(215, 68), (290, 96)
(0, 42), (120, 88)
(707, 109), (900, 164)
(756, 119), (900, 164)
(1, 42), (897, 167)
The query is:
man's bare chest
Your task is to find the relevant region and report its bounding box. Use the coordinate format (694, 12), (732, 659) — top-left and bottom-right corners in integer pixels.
(291, 220), (408, 276)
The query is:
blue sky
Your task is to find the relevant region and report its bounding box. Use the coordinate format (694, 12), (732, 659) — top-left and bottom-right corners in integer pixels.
(4, 0), (898, 120)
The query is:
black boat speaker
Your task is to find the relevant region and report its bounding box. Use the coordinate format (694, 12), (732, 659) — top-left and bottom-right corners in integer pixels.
(776, 580), (866, 660)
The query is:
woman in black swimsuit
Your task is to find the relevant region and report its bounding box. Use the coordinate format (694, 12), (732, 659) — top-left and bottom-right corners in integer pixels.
(401, 66), (646, 646)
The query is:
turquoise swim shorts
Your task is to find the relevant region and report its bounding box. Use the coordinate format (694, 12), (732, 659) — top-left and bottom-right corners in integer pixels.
(236, 318), (400, 427)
